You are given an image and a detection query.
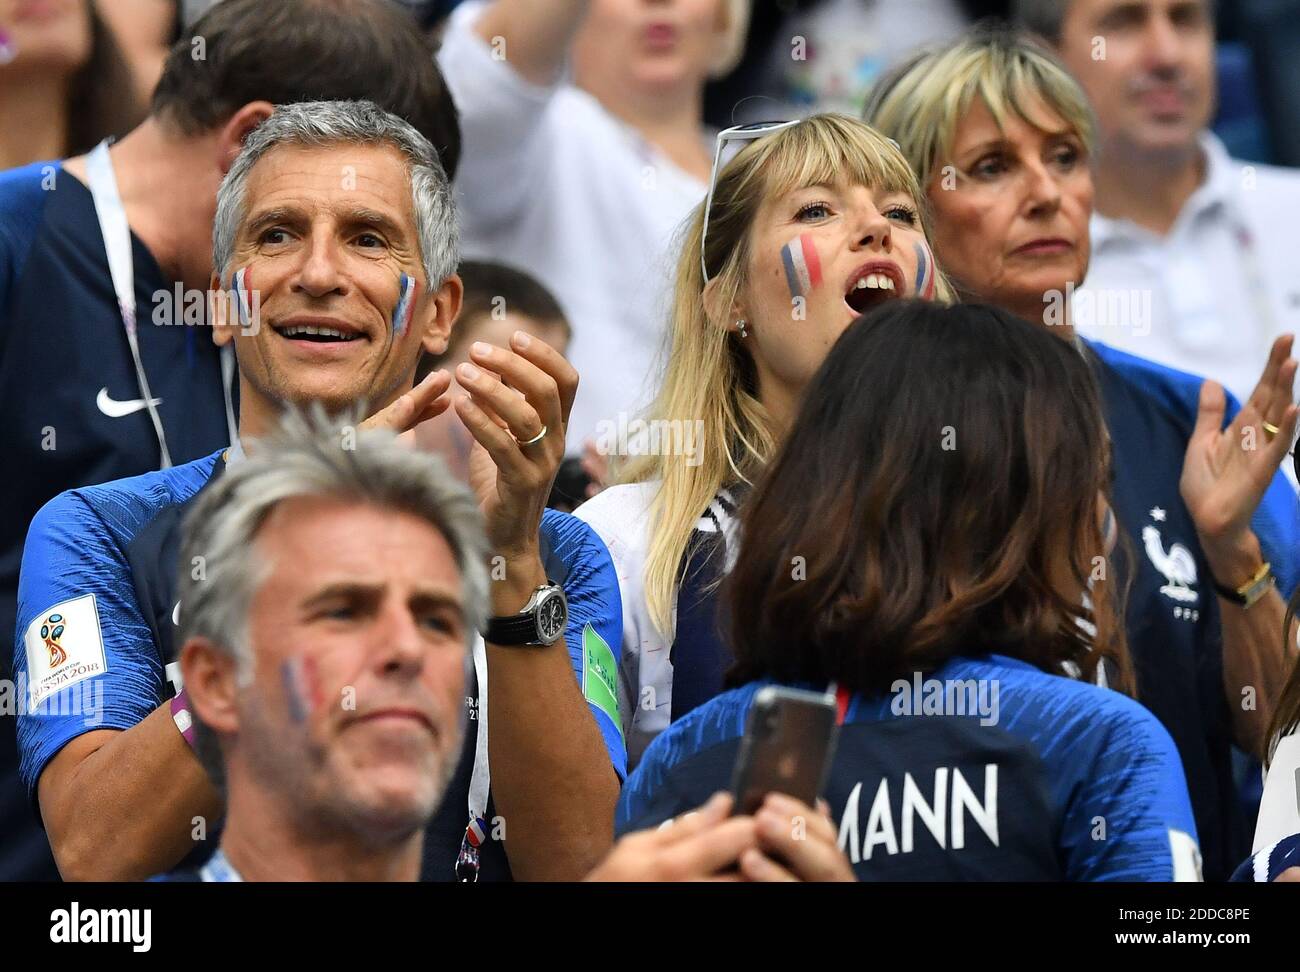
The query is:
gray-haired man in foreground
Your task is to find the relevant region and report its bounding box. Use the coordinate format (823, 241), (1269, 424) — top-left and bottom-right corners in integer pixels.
(153, 409), (851, 882)
(155, 408), (490, 881)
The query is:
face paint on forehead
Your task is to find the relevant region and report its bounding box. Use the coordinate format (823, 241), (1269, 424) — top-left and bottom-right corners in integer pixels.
(393, 273), (418, 335)
(231, 266), (254, 328)
(280, 655), (321, 724)
(912, 240), (936, 301)
(780, 233), (822, 300)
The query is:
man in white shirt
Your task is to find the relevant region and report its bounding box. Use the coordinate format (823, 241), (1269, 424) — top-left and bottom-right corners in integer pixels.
(1016, 0), (1300, 404)
(436, 0), (748, 454)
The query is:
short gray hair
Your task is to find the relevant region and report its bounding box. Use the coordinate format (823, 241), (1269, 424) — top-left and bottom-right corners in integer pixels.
(177, 405), (488, 787)
(212, 99), (458, 288)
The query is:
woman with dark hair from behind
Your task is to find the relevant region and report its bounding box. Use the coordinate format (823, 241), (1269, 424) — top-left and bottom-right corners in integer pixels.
(0, 0), (143, 170)
(618, 300), (1201, 881)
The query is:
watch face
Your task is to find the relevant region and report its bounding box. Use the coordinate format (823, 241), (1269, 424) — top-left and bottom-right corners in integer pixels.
(537, 589), (567, 644)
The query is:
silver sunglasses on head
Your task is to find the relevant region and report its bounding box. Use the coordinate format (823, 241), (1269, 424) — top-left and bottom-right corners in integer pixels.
(700, 120), (800, 284)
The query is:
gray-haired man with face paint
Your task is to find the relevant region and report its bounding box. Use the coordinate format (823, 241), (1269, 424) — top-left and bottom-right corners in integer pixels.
(15, 100), (626, 883)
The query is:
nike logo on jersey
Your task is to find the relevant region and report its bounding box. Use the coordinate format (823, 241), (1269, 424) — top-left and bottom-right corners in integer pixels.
(97, 387), (163, 418)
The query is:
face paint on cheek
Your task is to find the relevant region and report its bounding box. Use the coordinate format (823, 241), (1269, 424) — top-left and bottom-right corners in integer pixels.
(912, 240), (936, 301)
(280, 655), (321, 724)
(780, 233), (822, 300)
(231, 266), (254, 328)
(392, 273), (418, 335)
(0, 30), (16, 65)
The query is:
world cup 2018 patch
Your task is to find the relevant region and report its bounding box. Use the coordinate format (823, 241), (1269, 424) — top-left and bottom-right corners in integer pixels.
(393, 273), (418, 334)
(24, 594), (108, 709)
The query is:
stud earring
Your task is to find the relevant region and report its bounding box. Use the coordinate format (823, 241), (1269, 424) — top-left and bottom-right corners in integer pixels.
(736, 319), (748, 339)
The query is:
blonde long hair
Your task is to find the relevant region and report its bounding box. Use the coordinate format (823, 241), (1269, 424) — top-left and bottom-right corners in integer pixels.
(623, 113), (953, 635)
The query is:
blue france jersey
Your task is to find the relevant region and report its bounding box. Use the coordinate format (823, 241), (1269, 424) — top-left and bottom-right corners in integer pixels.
(1088, 340), (1300, 596)
(0, 161), (229, 879)
(14, 452), (624, 881)
(618, 655), (1201, 881)
(1087, 340), (1300, 881)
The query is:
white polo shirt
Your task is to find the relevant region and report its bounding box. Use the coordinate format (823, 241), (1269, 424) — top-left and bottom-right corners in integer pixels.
(1075, 132), (1300, 406)
(437, 1), (708, 454)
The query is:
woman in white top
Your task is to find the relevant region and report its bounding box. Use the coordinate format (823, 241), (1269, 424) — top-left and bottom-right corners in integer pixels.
(437, 0), (750, 451)
(575, 114), (952, 766)
(1252, 588), (1300, 859)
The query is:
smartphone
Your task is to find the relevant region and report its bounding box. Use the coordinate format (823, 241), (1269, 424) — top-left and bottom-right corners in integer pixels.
(730, 685), (839, 817)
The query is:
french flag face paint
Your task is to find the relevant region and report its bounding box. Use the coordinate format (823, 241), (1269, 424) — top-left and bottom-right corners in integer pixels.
(281, 655), (319, 724)
(230, 266), (254, 329)
(780, 233), (822, 299)
(913, 240), (936, 301)
(392, 273), (418, 335)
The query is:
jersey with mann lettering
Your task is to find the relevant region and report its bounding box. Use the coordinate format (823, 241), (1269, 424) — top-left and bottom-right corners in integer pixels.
(0, 160), (229, 880)
(617, 654), (1201, 881)
(14, 450), (624, 881)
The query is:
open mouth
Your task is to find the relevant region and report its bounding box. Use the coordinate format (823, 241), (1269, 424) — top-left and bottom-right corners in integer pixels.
(844, 269), (902, 315)
(274, 323), (364, 344)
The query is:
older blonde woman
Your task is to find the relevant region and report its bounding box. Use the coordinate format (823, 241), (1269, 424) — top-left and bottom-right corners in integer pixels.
(574, 113), (952, 766)
(865, 27), (1300, 881)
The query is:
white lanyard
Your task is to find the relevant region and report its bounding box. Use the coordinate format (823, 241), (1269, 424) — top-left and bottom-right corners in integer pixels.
(84, 141), (239, 467)
(457, 636), (491, 881)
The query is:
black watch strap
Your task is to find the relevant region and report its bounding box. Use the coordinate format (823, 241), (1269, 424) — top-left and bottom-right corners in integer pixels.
(484, 612), (542, 646)
(483, 583), (566, 646)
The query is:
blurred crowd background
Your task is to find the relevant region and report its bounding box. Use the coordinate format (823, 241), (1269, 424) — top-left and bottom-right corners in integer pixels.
(5, 1), (1300, 171)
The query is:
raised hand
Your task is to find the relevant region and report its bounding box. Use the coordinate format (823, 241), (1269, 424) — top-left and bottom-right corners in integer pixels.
(1180, 335), (1298, 547)
(455, 331), (578, 560)
(360, 369), (453, 438)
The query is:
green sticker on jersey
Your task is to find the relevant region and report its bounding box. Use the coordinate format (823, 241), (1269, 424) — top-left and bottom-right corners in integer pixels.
(582, 622), (622, 743)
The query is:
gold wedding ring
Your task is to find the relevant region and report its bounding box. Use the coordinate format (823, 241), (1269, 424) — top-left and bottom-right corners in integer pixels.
(1263, 421), (1281, 440)
(517, 424), (548, 447)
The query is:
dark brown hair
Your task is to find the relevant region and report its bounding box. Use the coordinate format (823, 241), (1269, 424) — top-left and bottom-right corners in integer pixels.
(64, 4), (145, 156)
(150, 0), (461, 179)
(726, 300), (1131, 695)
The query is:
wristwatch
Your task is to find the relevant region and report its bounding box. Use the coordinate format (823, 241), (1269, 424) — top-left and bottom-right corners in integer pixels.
(484, 583), (568, 646)
(1212, 561), (1275, 610)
